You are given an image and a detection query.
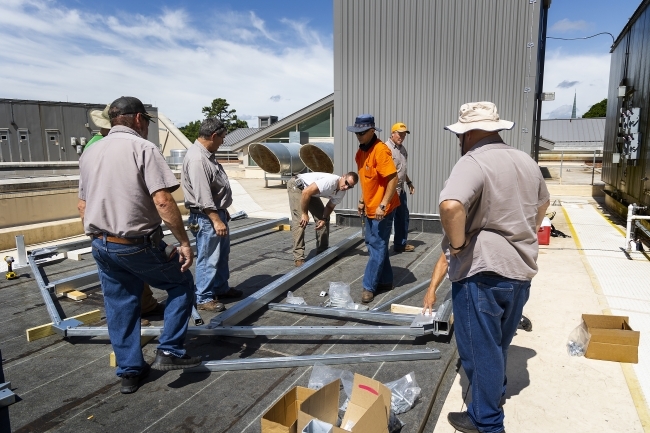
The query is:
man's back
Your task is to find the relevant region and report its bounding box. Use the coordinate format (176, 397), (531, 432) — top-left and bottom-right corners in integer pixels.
(440, 140), (549, 281)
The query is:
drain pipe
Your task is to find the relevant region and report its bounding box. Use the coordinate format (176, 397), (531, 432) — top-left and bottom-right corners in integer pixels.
(625, 204), (650, 251)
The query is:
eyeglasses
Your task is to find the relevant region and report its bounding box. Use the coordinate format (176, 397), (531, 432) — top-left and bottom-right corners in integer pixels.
(355, 130), (369, 136)
(345, 179), (354, 189)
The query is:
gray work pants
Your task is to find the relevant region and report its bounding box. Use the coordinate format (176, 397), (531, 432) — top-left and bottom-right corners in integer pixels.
(287, 178), (329, 261)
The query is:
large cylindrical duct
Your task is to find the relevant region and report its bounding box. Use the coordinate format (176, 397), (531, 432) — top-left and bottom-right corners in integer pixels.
(249, 142), (306, 174)
(299, 142), (334, 173)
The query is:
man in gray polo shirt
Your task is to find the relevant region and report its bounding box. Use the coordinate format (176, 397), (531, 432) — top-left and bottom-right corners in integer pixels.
(78, 96), (201, 395)
(287, 171), (358, 266)
(431, 102), (549, 433)
(182, 118), (242, 312)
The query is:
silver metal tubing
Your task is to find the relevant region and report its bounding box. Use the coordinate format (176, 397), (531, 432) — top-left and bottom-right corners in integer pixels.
(15, 234), (27, 267)
(229, 218), (289, 241)
(52, 270), (100, 294)
(29, 253), (63, 325)
(371, 279), (431, 312)
(268, 303), (416, 324)
(184, 348), (441, 372)
(65, 324), (427, 338)
(433, 293), (454, 335)
(209, 231), (363, 327)
(191, 306), (204, 326)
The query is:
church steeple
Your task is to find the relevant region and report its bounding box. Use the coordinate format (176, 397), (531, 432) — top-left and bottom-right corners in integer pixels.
(571, 92), (577, 118)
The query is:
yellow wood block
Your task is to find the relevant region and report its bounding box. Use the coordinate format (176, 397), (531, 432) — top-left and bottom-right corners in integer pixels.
(26, 309), (101, 342)
(272, 224), (291, 231)
(65, 290), (87, 300)
(109, 336), (156, 367)
(390, 304), (423, 315)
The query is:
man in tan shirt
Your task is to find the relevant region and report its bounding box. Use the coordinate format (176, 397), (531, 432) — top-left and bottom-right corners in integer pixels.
(426, 102), (549, 433)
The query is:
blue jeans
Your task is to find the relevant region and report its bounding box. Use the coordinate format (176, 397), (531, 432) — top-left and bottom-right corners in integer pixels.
(362, 211), (395, 292)
(393, 190), (410, 248)
(452, 273), (530, 433)
(189, 211), (230, 304)
(91, 237), (194, 377)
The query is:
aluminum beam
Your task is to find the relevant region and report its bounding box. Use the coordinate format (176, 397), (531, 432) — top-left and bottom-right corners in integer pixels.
(371, 279), (431, 312)
(29, 253), (62, 325)
(209, 230), (363, 327)
(65, 324), (428, 338)
(433, 292), (453, 335)
(52, 270), (100, 294)
(268, 303), (416, 324)
(184, 348), (441, 372)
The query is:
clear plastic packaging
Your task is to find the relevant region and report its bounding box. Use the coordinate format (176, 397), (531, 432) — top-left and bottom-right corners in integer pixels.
(345, 302), (370, 311)
(286, 291), (307, 305)
(566, 321), (591, 356)
(308, 363), (354, 398)
(384, 372), (421, 414)
(329, 282), (354, 308)
(388, 410), (405, 433)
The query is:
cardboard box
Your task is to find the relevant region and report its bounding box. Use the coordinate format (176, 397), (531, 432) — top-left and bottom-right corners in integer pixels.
(297, 374), (391, 433)
(583, 314), (640, 363)
(262, 386), (317, 433)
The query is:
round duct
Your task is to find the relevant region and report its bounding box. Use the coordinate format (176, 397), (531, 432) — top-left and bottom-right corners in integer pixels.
(299, 142), (334, 173)
(167, 149), (187, 165)
(249, 142), (306, 174)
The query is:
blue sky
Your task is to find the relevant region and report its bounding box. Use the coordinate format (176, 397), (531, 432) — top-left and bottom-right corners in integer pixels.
(0, 0), (644, 124)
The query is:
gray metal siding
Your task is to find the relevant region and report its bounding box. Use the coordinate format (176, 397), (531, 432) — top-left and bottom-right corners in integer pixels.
(602, 2), (650, 206)
(334, 0), (542, 213)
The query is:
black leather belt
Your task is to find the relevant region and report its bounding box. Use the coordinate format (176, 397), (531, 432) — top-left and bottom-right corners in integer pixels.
(477, 271), (503, 278)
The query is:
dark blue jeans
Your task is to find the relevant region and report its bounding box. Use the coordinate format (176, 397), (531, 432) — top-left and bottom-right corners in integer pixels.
(189, 211), (230, 304)
(92, 237), (194, 377)
(393, 190), (410, 249)
(362, 211), (394, 292)
(452, 273), (530, 433)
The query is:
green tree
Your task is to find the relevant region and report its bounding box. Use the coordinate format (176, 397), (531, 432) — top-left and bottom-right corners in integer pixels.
(201, 98), (249, 132)
(582, 98), (607, 118)
(178, 120), (201, 143)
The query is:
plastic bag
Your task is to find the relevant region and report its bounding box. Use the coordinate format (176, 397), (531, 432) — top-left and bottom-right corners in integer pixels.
(308, 363), (354, 398)
(345, 302), (369, 311)
(384, 372), (422, 414)
(388, 410), (405, 433)
(329, 282), (354, 308)
(286, 291), (307, 305)
(566, 321), (591, 356)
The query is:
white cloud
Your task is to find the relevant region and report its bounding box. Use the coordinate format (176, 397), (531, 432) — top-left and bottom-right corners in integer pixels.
(0, 1), (333, 126)
(550, 19), (591, 33)
(541, 50), (610, 119)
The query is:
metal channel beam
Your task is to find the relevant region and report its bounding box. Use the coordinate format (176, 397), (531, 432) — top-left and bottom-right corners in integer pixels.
(229, 218), (288, 241)
(268, 303), (415, 324)
(29, 254), (63, 325)
(371, 279), (430, 312)
(66, 324), (427, 338)
(433, 292), (453, 335)
(184, 348), (441, 372)
(209, 230), (363, 327)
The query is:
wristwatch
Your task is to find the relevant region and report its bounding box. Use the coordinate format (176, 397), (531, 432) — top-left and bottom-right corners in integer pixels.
(379, 204), (386, 211)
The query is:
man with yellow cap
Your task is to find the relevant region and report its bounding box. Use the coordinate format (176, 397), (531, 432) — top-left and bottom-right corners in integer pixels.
(432, 101), (549, 433)
(386, 122), (415, 253)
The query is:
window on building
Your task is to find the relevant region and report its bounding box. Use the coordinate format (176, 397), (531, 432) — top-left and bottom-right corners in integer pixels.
(268, 125), (296, 141)
(298, 108), (332, 138)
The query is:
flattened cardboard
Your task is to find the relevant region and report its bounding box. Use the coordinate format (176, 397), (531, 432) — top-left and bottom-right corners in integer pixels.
(262, 386), (317, 433)
(582, 314), (640, 363)
(297, 374), (391, 433)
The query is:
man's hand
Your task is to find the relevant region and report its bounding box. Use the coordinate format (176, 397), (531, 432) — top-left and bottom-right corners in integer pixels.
(422, 252), (448, 315)
(357, 202), (365, 216)
(178, 245), (194, 272)
(422, 284), (437, 315)
(299, 213), (309, 228)
(375, 206), (386, 220)
(408, 183), (415, 195)
(315, 220), (325, 230)
(214, 220), (228, 237)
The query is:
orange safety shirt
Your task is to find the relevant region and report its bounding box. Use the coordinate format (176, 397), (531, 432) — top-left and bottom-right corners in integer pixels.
(355, 137), (400, 218)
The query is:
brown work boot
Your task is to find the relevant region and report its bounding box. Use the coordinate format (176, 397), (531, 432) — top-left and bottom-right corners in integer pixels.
(197, 300), (225, 312)
(361, 289), (374, 303)
(140, 318), (151, 327)
(394, 244), (415, 253)
(295, 259), (305, 267)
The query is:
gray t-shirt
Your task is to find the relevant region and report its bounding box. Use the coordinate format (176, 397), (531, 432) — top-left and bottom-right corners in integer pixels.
(182, 140), (233, 211)
(297, 172), (346, 205)
(79, 125), (179, 237)
(439, 137), (550, 282)
(386, 138), (408, 193)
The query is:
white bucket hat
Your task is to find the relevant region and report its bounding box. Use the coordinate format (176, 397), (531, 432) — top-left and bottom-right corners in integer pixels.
(90, 104), (111, 129)
(444, 101), (514, 134)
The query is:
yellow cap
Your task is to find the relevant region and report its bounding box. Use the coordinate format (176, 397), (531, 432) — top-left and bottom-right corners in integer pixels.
(391, 122), (410, 134)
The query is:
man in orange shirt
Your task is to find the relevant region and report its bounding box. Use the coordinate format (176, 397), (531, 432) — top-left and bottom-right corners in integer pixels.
(348, 114), (400, 303)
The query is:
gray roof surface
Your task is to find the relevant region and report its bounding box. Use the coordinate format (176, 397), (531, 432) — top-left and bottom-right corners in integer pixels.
(222, 128), (261, 150)
(540, 118), (606, 151)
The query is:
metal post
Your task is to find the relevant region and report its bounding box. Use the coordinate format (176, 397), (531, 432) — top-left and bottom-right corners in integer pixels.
(268, 303), (417, 324)
(184, 349), (441, 372)
(625, 204), (634, 251)
(559, 151), (564, 184)
(591, 150), (597, 185)
(209, 231), (363, 327)
(15, 235), (26, 267)
(371, 280), (431, 312)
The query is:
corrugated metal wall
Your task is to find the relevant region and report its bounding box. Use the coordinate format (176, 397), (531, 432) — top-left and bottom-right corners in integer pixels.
(334, 0), (542, 213)
(602, 1), (650, 207)
(0, 100), (160, 163)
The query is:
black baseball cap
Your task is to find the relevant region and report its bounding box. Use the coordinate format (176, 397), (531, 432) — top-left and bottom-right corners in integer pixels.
(109, 96), (156, 123)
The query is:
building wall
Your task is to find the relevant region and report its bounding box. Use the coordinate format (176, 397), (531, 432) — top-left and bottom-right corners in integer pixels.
(0, 99), (159, 163)
(333, 0), (543, 213)
(602, 1), (650, 207)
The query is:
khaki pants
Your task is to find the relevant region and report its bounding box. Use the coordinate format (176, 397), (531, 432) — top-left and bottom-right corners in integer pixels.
(287, 178), (329, 261)
(140, 283), (158, 314)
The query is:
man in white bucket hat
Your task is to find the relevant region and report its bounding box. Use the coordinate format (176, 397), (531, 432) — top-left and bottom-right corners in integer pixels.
(426, 102), (549, 433)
